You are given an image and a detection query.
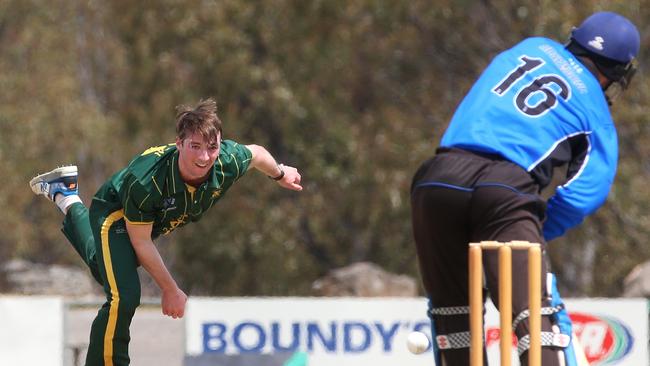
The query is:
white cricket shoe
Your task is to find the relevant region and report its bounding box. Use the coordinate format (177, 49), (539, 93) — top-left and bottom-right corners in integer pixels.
(30, 165), (79, 201)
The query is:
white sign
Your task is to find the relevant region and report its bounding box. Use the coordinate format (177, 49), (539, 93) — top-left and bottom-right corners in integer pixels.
(0, 296), (64, 366)
(185, 297), (648, 366)
(186, 297), (433, 366)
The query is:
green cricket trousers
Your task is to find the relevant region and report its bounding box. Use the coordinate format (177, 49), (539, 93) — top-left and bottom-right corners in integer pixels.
(62, 202), (141, 366)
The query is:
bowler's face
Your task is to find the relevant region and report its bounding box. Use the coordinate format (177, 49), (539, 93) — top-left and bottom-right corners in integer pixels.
(176, 131), (221, 184)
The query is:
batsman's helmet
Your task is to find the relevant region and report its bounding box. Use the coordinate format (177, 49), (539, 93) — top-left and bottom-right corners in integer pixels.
(568, 12), (640, 91)
(571, 11), (640, 63)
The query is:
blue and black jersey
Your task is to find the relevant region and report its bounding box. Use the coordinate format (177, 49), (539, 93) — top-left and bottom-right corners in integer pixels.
(440, 37), (617, 241)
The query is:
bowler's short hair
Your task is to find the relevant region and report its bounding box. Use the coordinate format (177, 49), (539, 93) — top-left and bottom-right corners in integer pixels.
(175, 98), (222, 144)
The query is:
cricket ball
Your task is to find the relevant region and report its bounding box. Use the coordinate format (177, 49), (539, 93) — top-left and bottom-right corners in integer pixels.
(406, 331), (430, 354)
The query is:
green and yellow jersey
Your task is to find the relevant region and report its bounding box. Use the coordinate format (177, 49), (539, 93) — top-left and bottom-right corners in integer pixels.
(91, 140), (252, 239)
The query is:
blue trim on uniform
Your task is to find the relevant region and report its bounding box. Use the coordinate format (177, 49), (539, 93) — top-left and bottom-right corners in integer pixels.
(413, 182), (474, 192)
(413, 181), (536, 197)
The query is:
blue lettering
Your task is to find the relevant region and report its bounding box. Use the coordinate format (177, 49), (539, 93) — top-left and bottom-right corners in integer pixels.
(272, 322), (300, 352)
(202, 323), (227, 353)
(233, 322), (266, 353)
(344, 322), (371, 352)
(413, 321), (431, 333)
(374, 322), (400, 351)
(307, 322), (337, 352)
(201, 319), (433, 355)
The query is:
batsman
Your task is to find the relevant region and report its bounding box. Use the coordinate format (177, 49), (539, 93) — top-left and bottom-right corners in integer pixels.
(410, 12), (640, 366)
(30, 98), (302, 365)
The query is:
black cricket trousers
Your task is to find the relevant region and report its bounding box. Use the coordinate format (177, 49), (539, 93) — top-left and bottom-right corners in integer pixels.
(410, 147), (561, 366)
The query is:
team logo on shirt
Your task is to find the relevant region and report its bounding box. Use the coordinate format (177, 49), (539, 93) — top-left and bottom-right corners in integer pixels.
(141, 144), (174, 157)
(162, 214), (189, 235)
(588, 36), (605, 51)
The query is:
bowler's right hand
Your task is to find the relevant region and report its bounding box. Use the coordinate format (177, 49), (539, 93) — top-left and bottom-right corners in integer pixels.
(162, 287), (188, 319)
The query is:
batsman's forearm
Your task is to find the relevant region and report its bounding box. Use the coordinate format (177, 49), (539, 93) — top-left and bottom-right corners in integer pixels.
(131, 239), (178, 292)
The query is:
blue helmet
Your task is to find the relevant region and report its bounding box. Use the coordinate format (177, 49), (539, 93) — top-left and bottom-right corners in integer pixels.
(571, 11), (640, 64)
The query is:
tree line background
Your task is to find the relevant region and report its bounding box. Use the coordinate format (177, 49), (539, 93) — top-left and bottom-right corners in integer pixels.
(1, 0), (648, 297)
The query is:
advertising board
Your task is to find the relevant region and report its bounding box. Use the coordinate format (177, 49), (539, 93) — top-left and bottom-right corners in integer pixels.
(186, 297), (648, 366)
